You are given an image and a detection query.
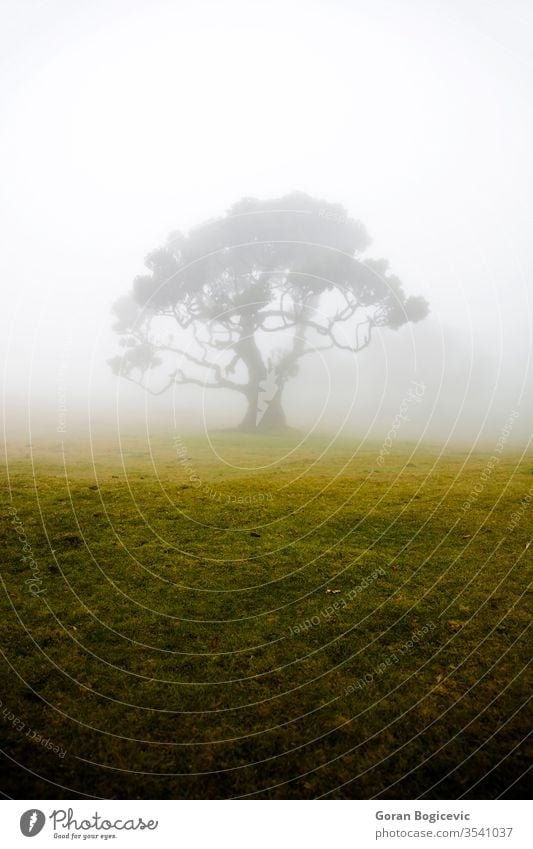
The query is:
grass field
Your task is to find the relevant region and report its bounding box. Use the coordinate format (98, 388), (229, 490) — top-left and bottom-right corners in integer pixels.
(1, 432), (531, 799)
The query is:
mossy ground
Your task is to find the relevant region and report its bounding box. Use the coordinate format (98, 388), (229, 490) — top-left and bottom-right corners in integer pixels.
(1, 432), (531, 798)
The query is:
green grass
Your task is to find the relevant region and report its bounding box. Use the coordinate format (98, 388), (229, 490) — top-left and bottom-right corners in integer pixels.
(1, 432), (531, 798)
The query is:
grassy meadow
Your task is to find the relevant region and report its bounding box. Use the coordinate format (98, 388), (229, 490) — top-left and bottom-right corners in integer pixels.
(0, 432), (531, 799)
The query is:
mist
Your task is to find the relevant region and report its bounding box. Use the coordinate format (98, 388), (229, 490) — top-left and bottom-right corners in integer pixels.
(2, 0), (532, 451)
(2, 1), (532, 808)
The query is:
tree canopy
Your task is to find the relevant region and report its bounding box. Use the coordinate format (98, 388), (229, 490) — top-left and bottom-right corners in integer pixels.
(110, 192), (429, 429)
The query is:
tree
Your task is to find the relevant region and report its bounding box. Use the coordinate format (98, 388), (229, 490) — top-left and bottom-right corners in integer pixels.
(110, 192), (429, 430)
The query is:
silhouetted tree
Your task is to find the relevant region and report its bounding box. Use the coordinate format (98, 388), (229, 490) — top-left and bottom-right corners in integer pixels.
(110, 192), (429, 430)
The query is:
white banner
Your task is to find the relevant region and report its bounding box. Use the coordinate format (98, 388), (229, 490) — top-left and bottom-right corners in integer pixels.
(1, 800), (529, 848)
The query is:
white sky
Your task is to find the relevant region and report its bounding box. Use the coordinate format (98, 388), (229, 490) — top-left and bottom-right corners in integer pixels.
(1, 0), (532, 440)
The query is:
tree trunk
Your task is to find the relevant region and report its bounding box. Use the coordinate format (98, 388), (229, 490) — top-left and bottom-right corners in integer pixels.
(235, 315), (295, 431)
(256, 386), (287, 430)
(238, 383), (288, 431)
(239, 384), (260, 431)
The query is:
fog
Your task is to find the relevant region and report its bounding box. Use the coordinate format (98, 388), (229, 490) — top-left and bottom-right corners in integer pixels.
(1, 0), (532, 451)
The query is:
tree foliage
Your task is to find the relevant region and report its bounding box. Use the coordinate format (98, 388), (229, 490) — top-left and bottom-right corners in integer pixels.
(110, 192), (429, 429)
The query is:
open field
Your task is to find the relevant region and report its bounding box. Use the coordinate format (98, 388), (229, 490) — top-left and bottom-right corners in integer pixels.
(1, 433), (531, 799)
